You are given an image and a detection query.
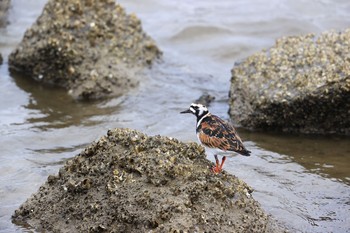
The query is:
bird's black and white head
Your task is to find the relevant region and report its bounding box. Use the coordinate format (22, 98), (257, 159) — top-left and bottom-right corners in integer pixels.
(180, 103), (209, 121)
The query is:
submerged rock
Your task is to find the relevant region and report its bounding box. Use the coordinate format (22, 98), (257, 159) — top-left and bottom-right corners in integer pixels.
(12, 128), (280, 232)
(195, 93), (215, 107)
(9, 0), (161, 99)
(229, 29), (350, 135)
(0, 0), (10, 27)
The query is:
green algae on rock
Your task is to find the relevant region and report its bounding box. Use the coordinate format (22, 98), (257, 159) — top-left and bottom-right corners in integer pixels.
(229, 29), (350, 135)
(8, 0), (161, 99)
(12, 128), (279, 232)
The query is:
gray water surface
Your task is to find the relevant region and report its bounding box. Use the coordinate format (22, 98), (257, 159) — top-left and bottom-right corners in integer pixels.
(1, 0), (350, 232)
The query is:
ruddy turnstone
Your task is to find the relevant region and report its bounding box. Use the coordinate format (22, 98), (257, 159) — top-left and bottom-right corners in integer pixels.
(181, 103), (251, 173)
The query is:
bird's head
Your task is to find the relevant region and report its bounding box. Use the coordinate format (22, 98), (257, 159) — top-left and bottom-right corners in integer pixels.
(180, 103), (209, 119)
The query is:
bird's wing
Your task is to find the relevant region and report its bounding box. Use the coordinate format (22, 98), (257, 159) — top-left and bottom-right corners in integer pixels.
(197, 114), (250, 155)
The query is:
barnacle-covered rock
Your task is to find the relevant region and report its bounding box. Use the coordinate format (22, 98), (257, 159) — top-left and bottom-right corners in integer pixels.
(229, 29), (350, 135)
(12, 128), (281, 232)
(9, 0), (161, 99)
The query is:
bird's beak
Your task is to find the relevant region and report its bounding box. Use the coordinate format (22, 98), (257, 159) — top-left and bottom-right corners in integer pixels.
(180, 109), (192, 114)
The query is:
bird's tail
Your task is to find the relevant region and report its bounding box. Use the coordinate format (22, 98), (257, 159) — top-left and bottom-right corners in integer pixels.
(240, 149), (251, 156)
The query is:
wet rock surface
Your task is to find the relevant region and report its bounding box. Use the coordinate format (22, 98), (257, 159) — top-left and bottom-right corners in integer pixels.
(12, 128), (280, 232)
(9, 0), (161, 99)
(229, 29), (350, 135)
(0, 0), (10, 27)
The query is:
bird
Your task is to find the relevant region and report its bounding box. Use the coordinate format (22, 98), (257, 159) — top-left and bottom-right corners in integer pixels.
(180, 103), (251, 173)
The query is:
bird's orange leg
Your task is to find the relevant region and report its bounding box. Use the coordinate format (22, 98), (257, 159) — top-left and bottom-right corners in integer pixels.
(211, 154), (220, 173)
(219, 156), (227, 171)
(212, 155), (226, 174)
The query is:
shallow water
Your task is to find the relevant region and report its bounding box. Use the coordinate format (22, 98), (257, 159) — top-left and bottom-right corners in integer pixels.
(1, 0), (350, 232)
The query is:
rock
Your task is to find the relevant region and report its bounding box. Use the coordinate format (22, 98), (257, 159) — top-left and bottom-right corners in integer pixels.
(229, 29), (350, 135)
(0, 0), (10, 27)
(12, 128), (281, 232)
(9, 0), (161, 99)
(194, 93), (215, 107)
